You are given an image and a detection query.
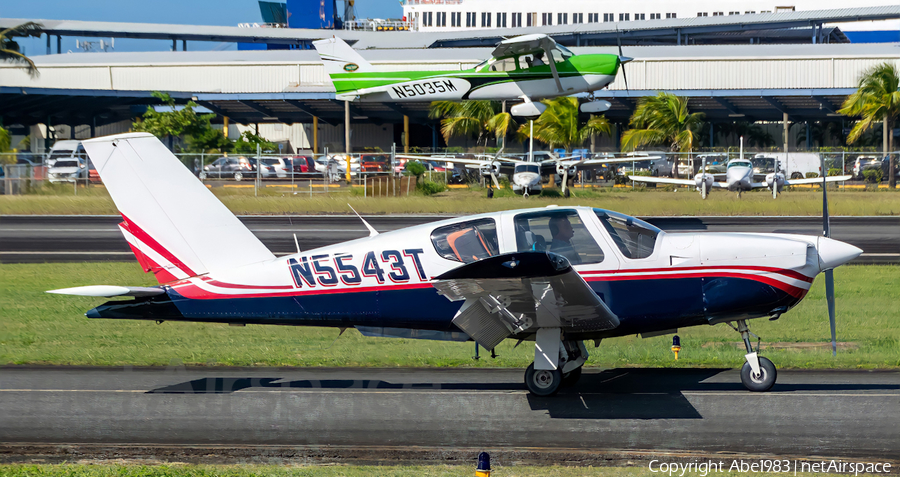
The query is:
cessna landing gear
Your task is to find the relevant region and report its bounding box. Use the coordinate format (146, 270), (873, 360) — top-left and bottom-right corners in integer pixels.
(733, 319), (777, 392)
(524, 330), (588, 396)
(564, 188), (571, 198)
(487, 187), (494, 199)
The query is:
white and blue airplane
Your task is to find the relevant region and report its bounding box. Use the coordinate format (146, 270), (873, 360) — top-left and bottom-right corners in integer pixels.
(49, 133), (861, 396)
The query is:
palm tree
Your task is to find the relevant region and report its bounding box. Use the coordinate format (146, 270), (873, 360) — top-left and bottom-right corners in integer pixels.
(1, 22), (43, 78)
(520, 97), (612, 155)
(621, 92), (705, 178)
(838, 62), (900, 188)
(429, 100), (514, 148)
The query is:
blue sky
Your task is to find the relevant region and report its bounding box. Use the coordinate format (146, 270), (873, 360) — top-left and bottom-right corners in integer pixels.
(5, 0), (402, 56)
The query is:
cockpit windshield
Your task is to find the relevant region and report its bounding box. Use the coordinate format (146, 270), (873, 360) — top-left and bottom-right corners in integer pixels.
(515, 164), (540, 174)
(594, 209), (660, 259)
(728, 161), (752, 169)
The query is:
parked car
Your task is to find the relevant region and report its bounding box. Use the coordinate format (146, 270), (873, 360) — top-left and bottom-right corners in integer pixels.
(249, 158), (277, 178)
(200, 156), (256, 181)
(87, 158), (102, 184)
(360, 154), (391, 174)
(259, 157), (291, 178)
(48, 158), (86, 183)
(852, 156), (882, 179)
(290, 155), (319, 176)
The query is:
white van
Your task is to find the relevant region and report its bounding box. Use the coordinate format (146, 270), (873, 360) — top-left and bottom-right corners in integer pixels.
(47, 140), (85, 167)
(752, 153), (822, 179)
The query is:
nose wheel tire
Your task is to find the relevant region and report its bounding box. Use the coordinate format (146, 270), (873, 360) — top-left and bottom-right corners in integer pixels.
(741, 356), (777, 392)
(486, 188), (494, 199)
(525, 363), (562, 396)
(564, 188), (571, 198)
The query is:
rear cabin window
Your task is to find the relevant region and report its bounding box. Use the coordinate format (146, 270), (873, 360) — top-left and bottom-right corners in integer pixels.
(514, 210), (604, 265)
(431, 218), (499, 263)
(594, 209), (660, 259)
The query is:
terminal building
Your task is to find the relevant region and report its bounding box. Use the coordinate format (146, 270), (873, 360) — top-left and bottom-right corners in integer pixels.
(1, 6), (899, 153)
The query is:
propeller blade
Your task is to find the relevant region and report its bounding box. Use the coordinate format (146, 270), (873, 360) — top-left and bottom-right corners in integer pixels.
(616, 28), (629, 91)
(821, 154), (836, 355)
(822, 155), (831, 238)
(825, 268), (837, 356)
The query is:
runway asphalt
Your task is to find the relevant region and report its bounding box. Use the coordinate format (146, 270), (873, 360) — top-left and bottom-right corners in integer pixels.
(1, 215), (897, 264)
(1, 366), (898, 461)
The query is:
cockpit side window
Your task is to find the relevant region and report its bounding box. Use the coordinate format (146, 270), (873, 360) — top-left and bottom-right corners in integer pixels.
(431, 218), (499, 263)
(514, 210), (604, 265)
(488, 57), (517, 72)
(594, 209), (660, 259)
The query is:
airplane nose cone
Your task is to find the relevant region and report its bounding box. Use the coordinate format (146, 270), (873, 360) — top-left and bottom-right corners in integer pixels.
(816, 237), (862, 271)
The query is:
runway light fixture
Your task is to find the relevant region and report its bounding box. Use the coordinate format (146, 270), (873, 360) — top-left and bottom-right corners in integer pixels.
(672, 335), (682, 360)
(476, 452), (491, 477)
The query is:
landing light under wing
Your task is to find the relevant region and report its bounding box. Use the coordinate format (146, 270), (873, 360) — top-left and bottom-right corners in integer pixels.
(433, 252), (619, 350)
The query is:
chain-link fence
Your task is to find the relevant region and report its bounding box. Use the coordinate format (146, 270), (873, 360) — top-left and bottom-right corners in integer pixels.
(2, 149), (897, 195)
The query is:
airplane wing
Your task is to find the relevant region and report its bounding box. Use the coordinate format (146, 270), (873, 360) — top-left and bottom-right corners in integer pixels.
(784, 175), (853, 186)
(628, 175), (696, 187)
(433, 251), (619, 350)
(558, 156), (662, 167)
(491, 33), (555, 58)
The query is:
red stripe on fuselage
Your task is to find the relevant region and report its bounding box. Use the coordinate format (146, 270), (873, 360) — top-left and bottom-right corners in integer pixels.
(583, 271), (808, 298)
(120, 214), (196, 277)
(580, 265), (813, 283)
(201, 277), (294, 290)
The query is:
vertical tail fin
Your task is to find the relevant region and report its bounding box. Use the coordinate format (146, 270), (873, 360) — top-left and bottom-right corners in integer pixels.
(313, 36), (373, 96)
(82, 133), (275, 284)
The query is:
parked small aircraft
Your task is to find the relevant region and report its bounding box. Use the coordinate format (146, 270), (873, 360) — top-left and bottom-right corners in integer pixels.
(629, 139), (852, 198)
(50, 133), (861, 396)
(313, 33), (626, 116)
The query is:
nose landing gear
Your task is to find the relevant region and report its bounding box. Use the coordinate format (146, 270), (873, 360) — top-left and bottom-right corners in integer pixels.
(523, 329), (588, 396)
(732, 319), (777, 392)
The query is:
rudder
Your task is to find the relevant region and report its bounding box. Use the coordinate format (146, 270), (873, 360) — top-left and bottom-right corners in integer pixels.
(83, 133), (275, 284)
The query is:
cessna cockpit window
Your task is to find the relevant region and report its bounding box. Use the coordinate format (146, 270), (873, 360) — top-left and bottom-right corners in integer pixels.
(515, 164), (540, 174)
(431, 218), (499, 263)
(595, 209), (660, 259)
(728, 160), (752, 169)
(514, 210), (605, 265)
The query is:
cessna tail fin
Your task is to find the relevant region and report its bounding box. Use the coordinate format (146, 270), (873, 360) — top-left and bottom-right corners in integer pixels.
(82, 133), (275, 284)
(313, 36), (373, 97)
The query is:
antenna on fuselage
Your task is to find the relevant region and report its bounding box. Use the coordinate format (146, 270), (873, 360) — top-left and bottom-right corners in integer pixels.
(348, 204), (379, 237)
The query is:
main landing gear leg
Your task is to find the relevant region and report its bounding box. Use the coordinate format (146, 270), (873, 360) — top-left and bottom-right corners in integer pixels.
(524, 328), (588, 396)
(734, 319), (776, 392)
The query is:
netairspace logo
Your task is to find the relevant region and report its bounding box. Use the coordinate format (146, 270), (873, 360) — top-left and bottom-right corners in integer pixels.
(648, 459), (893, 476)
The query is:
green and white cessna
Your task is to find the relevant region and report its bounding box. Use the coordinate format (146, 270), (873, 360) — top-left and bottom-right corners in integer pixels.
(313, 34), (629, 116)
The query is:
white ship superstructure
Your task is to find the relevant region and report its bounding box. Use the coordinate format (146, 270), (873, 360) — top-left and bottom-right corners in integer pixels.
(401, 0), (900, 41)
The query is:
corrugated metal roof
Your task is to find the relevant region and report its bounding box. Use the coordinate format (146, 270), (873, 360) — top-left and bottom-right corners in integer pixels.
(3, 5), (900, 49)
(23, 42), (900, 67)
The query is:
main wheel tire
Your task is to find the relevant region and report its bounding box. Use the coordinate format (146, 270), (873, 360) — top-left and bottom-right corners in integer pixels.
(561, 366), (582, 387)
(525, 363), (563, 396)
(740, 356), (777, 392)
(234, 172), (243, 181)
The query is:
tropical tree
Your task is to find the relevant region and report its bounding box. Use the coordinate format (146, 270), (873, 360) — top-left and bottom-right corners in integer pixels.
(429, 100), (514, 148)
(133, 92), (228, 152)
(1, 22), (42, 78)
(621, 92), (705, 178)
(518, 97), (612, 154)
(0, 125), (13, 165)
(838, 62), (900, 188)
(232, 130), (276, 155)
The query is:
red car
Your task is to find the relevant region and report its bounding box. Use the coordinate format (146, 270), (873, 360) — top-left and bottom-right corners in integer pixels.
(360, 154), (390, 173)
(290, 156), (318, 176)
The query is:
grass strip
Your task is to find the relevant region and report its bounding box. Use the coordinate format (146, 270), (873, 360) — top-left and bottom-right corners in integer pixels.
(2, 185), (899, 216)
(0, 464), (863, 477)
(1, 263), (898, 369)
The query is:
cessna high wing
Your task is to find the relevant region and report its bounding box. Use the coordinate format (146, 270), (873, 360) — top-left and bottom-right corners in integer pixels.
(400, 152), (654, 197)
(630, 153), (852, 199)
(313, 34), (626, 116)
(50, 133), (861, 396)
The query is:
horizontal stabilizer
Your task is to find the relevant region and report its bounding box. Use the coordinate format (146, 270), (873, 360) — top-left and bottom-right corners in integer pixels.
(47, 285), (165, 298)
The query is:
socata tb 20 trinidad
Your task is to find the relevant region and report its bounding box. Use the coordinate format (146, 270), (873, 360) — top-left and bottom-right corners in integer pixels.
(49, 133), (861, 396)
